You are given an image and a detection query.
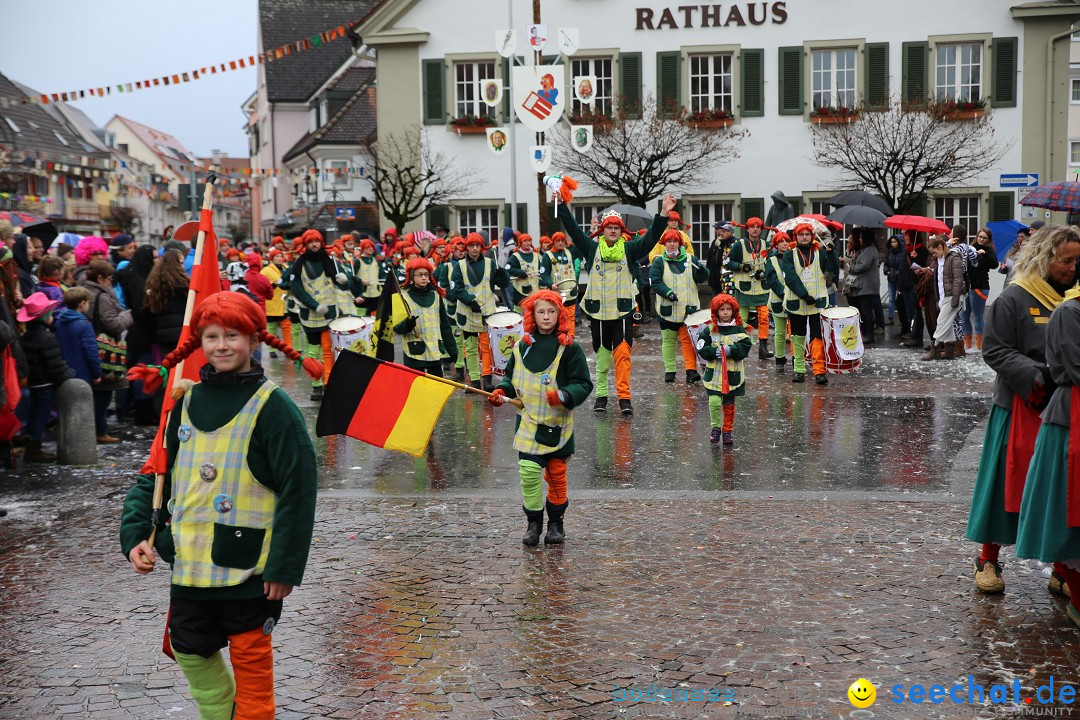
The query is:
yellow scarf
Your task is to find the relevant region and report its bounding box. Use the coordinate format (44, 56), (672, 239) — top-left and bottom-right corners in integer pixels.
(1066, 287), (1080, 301)
(1012, 272), (1068, 312)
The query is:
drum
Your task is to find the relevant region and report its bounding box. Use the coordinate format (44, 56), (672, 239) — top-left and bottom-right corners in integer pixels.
(329, 316), (375, 359)
(486, 311), (524, 377)
(820, 306), (863, 374)
(684, 309), (713, 371)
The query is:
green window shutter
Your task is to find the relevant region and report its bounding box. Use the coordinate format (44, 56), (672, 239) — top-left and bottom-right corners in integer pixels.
(517, 204), (529, 234)
(991, 37), (1018, 108)
(788, 197), (803, 216)
(741, 197), (765, 222)
(426, 204), (450, 231)
(901, 42), (929, 104)
(504, 203), (513, 231)
(619, 52), (643, 119)
(422, 59), (446, 124)
(656, 51), (682, 118)
(988, 192), (1014, 222)
(778, 46), (803, 116)
(864, 42), (889, 110)
(740, 48), (764, 117)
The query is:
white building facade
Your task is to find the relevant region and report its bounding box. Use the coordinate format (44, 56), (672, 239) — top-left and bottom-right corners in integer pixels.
(358, 0), (1079, 253)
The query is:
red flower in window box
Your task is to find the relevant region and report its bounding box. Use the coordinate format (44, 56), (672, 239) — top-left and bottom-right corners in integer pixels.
(810, 105), (858, 124)
(687, 108), (734, 129)
(450, 115), (495, 134)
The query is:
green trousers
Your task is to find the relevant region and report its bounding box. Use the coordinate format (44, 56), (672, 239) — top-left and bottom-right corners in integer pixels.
(174, 650), (235, 720)
(773, 314), (788, 359)
(595, 347), (612, 398)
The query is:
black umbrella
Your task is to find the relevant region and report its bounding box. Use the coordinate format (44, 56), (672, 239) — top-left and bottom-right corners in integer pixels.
(21, 219), (58, 244)
(826, 191), (894, 217)
(602, 203), (654, 233)
(827, 205), (887, 228)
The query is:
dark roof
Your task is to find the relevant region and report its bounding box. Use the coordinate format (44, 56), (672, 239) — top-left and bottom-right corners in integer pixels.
(259, 0), (377, 103)
(330, 66), (375, 94)
(282, 83), (377, 162)
(0, 72), (101, 161)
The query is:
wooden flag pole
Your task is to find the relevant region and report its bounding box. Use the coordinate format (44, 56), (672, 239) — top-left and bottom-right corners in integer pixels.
(361, 352), (525, 408)
(144, 173), (217, 559)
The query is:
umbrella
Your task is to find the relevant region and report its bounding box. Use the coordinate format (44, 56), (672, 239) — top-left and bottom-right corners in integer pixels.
(827, 205), (887, 228)
(801, 214), (844, 232)
(50, 232), (81, 249)
(986, 219), (1030, 257)
(0, 209), (48, 227)
(884, 215), (951, 234)
(775, 216), (830, 235)
(826, 191), (894, 217)
(602, 203), (653, 233)
(1018, 181), (1080, 213)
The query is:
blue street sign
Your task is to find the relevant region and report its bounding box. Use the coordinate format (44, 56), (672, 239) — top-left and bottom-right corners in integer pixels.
(335, 207), (355, 220)
(1000, 173), (1039, 188)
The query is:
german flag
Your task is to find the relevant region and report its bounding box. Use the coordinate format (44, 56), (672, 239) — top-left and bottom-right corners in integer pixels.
(315, 351), (454, 457)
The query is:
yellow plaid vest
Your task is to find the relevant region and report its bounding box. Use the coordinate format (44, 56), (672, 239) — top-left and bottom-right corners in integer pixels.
(732, 237), (768, 296)
(333, 255), (357, 317)
(169, 381), (278, 588)
(456, 257), (497, 333)
(403, 292), (446, 363)
(510, 252), (541, 298)
(768, 255), (786, 316)
(656, 257), (700, 323)
(357, 255), (383, 299)
(546, 250), (578, 301)
(787, 246), (828, 316)
(511, 343), (572, 455)
(301, 263), (336, 329)
(581, 250), (635, 321)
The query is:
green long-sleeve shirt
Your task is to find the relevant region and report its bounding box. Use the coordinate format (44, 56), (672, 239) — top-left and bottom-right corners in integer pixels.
(555, 203), (665, 269)
(119, 364), (318, 600)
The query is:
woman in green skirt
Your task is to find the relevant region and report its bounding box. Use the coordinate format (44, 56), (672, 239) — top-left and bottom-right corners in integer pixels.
(1016, 273), (1080, 627)
(967, 226), (1080, 594)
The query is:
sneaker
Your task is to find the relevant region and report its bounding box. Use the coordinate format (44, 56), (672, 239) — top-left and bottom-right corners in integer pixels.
(664, 372), (676, 383)
(310, 386), (324, 402)
(1049, 571), (1073, 598)
(974, 558), (1005, 593)
(791, 372), (805, 383)
(815, 374), (829, 386)
(96, 435), (121, 445)
(722, 431), (734, 446)
(686, 370), (701, 384)
(593, 396), (608, 412)
(709, 428), (721, 444)
(619, 399), (633, 416)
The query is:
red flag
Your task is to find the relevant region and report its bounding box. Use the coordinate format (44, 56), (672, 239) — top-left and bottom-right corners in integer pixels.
(139, 208), (221, 475)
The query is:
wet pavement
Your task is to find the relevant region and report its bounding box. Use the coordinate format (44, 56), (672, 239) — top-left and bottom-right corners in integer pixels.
(2, 326), (1079, 719)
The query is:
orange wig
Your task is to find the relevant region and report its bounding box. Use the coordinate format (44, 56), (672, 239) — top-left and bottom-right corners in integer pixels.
(521, 289), (573, 347)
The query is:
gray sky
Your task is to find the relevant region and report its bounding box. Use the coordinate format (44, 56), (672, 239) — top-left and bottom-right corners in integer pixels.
(2, 0), (258, 158)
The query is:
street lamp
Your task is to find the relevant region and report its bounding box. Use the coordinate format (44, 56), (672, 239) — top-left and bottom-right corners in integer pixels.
(299, 175), (316, 228)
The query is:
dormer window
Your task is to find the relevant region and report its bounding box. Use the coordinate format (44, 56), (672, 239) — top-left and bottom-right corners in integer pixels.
(320, 97), (329, 127)
(308, 105), (318, 133)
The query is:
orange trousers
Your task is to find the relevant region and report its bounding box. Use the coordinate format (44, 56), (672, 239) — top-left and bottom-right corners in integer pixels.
(740, 304), (770, 341)
(543, 458), (568, 505)
(595, 341), (632, 399)
(229, 626), (275, 720)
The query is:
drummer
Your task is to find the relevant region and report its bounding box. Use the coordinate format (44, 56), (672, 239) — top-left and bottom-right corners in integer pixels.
(435, 236), (467, 380)
(764, 231), (792, 370)
(354, 237), (386, 316)
(449, 232), (509, 392)
(650, 229), (708, 383)
(394, 257), (457, 377)
(540, 231), (580, 337)
(726, 217), (773, 360)
(553, 192), (669, 416)
(779, 223), (839, 385)
(506, 233), (550, 312)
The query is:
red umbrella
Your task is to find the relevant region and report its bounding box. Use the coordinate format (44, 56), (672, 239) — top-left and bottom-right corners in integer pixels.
(803, 213), (845, 232)
(884, 215), (951, 234)
(0, 210), (47, 227)
(1018, 181), (1080, 213)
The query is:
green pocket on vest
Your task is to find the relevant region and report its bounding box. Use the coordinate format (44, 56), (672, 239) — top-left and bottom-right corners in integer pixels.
(407, 340), (427, 356)
(457, 313), (467, 325)
(657, 301), (672, 318)
(616, 297), (634, 313)
(583, 298), (600, 314)
(521, 284), (534, 295)
(785, 298), (799, 313)
(703, 367), (714, 384)
(739, 280), (751, 292)
(211, 523), (266, 570)
(534, 423), (562, 448)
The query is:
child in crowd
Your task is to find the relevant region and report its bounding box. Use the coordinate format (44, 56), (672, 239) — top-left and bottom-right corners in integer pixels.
(17, 292), (73, 462)
(122, 292), (322, 720)
(695, 293), (753, 446)
(36, 256), (68, 303)
(54, 286), (102, 392)
(489, 290), (593, 545)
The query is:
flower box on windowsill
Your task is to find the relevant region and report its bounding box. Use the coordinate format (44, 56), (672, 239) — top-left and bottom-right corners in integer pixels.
(942, 109), (985, 122)
(811, 113), (858, 125)
(689, 118), (734, 130)
(452, 125), (489, 135)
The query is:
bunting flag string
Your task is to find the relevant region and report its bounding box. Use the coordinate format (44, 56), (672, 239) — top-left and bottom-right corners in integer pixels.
(0, 21), (357, 108)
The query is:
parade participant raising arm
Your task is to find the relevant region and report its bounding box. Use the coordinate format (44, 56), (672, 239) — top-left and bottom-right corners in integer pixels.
(394, 258), (457, 377)
(489, 290), (593, 545)
(555, 191), (668, 415)
(121, 292), (321, 720)
(780, 223), (839, 385)
(650, 229), (708, 384)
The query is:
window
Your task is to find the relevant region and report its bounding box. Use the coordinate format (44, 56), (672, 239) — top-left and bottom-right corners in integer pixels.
(328, 160), (349, 188)
(811, 48), (857, 110)
(935, 43), (982, 102)
(571, 57), (614, 117)
(320, 98), (329, 127)
(53, 130), (69, 146)
(458, 206), (499, 240)
(454, 61), (496, 120)
(261, 178), (272, 203)
(1072, 78), (1080, 103)
(689, 201), (734, 257)
(308, 106), (318, 133)
(4, 117), (19, 133)
(572, 204), (610, 229)
(934, 196), (980, 232)
(688, 54), (734, 115)
(1070, 140), (1080, 165)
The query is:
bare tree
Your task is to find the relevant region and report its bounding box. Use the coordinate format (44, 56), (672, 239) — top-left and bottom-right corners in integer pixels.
(550, 94), (749, 208)
(367, 126), (477, 232)
(106, 205), (142, 236)
(810, 97), (1011, 212)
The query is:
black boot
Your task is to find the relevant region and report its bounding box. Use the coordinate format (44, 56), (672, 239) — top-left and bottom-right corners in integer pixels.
(454, 367), (466, 381)
(758, 340), (774, 359)
(482, 375), (495, 393)
(310, 385), (323, 401)
(619, 399), (633, 416)
(470, 380), (481, 390)
(791, 372), (805, 383)
(685, 369), (701, 384)
(522, 510), (543, 546)
(545, 501), (567, 544)
(775, 357), (787, 371)
(664, 371), (676, 383)
(593, 396), (608, 412)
